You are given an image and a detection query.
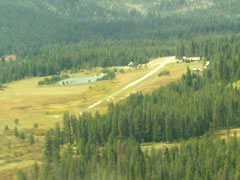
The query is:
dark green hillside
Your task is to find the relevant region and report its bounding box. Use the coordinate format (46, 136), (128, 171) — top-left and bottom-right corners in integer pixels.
(40, 35), (240, 180)
(0, 41), (175, 84)
(0, 1), (240, 179)
(0, 0), (240, 55)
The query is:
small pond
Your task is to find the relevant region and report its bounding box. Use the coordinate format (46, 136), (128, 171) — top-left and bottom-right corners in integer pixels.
(57, 74), (105, 85)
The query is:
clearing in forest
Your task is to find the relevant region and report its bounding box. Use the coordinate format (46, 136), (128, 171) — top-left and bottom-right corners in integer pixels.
(0, 56), (203, 179)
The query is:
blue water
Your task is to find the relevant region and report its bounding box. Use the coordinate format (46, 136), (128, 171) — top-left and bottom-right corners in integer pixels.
(57, 74), (105, 85)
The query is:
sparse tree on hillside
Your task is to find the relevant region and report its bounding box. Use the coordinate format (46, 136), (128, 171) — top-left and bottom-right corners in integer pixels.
(20, 132), (26, 140)
(29, 133), (35, 145)
(4, 125), (9, 131)
(16, 170), (27, 180)
(14, 127), (19, 137)
(14, 118), (19, 126)
(34, 123), (38, 129)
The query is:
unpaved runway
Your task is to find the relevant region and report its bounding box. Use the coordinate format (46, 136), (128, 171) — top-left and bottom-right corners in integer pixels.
(85, 56), (175, 111)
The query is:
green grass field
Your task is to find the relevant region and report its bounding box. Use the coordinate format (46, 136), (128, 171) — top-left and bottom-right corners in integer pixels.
(233, 80), (240, 89)
(0, 57), (203, 179)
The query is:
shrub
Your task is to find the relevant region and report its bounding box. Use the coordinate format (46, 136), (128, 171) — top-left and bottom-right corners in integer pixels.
(158, 70), (170, 77)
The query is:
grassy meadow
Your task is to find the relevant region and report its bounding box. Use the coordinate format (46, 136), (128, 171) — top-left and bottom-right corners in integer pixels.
(0, 57), (203, 179)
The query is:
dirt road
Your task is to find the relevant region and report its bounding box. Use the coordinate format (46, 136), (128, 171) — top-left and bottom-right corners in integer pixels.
(84, 56), (175, 112)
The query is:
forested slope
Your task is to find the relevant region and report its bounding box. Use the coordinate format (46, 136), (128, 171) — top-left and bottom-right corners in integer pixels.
(0, 41), (175, 84)
(38, 35), (240, 180)
(1, 1), (240, 179)
(0, 0), (240, 55)
(1, 0), (240, 87)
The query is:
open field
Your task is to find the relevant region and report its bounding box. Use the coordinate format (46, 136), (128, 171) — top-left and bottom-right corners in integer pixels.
(0, 57), (203, 130)
(215, 128), (240, 139)
(0, 57), (203, 179)
(0, 55), (17, 62)
(141, 142), (179, 153)
(0, 133), (42, 179)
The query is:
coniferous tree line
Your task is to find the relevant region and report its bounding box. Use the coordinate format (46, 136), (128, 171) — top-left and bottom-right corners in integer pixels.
(0, 41), (175, 85)
(1, 0), (240, 55)
(40, 136), (240, 180)
(144, 137), (240, 180)
(177, 34), (240, 82)
(38, 75), (70, 86)
(2, 33), (240, 86)
(35, 35), (240, 179)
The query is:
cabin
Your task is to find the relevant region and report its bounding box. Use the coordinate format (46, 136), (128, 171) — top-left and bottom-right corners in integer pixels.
(183, 56), (201, 62)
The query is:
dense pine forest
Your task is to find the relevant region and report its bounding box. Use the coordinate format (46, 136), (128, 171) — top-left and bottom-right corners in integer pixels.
(1, 0), (240, 55)
(33, 35), (240, 179)
(0, 0), (240, 179)
(0, 41), (175, 84)
(1, 0), (240, 85)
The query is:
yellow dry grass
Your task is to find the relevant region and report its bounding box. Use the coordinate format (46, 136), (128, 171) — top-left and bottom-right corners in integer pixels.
(233, 80), (240, 89)
(0, 134), (42, 180)
(0, 55), (17, 62)
(215, 128), (240, 139)
(0, 57), (203, 179)
(141, 142), (178, 153)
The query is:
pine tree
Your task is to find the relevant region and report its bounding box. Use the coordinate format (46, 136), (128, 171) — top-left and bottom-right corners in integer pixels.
(29, 133), (35, 145)
(31, 162), (39, 180)
(14, 127), (19, 137)
(20, 132), (26, 140)
(16, 170), (27, 180)
(185, 67), (193, 87)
